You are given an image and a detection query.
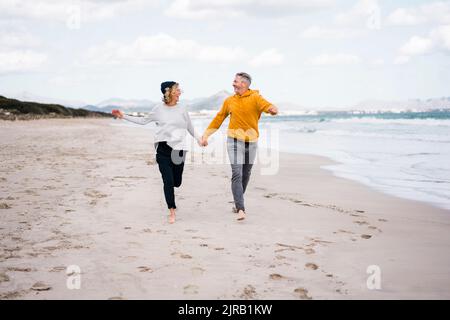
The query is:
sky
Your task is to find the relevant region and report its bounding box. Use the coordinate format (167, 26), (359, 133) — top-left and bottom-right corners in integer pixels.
(0, 0), (449, 108)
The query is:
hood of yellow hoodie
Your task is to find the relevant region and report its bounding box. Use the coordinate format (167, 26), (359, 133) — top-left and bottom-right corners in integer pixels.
(235, 89), (259, 98)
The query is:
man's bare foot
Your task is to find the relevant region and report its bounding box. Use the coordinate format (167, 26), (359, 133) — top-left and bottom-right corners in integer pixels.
(237, 210), (246, 221)
(169, 208), (176, 224)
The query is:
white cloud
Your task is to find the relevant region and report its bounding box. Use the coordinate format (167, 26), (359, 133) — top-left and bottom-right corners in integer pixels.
(0, 50), (47, 74)
(0, 0), (157, 23)
(300, 25), (363, 39)
(400, 36), (435, 56)
(335, 0), (381, 30)
(249, 49), (284, 67)
(394, 55), (410, 65)
(85, 33), (248, 65)
(387, 1), (450, 26)
(370, 58), (385, 66)
(0, 32), (41, 48)
(395, 25), (450, 63)
(307, 53), (361, 66)
(165, 0), (335, 19)
(431, 24), (450, 51)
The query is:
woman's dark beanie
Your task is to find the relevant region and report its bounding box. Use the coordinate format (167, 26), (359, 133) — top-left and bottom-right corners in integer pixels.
(161, 81), (177, 94)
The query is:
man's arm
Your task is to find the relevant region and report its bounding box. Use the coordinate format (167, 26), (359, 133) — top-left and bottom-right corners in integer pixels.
(201, 101), (230, 144)
(257, 94), (278, 116)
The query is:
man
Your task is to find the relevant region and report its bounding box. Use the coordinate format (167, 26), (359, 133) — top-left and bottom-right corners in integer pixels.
(201, 72), (278, 221)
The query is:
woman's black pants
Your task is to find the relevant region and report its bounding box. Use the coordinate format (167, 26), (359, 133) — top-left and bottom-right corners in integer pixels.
(155, 141), (186, 209)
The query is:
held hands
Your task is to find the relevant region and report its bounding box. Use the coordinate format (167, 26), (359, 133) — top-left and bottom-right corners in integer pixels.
(111, 109), (124, 119)
(198, 136), (208, 147)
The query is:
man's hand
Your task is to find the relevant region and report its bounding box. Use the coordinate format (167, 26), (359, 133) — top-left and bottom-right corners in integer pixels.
(200, 136), (208, 147)
(112, 109), (124, 119)
(268, 105), (278, 115)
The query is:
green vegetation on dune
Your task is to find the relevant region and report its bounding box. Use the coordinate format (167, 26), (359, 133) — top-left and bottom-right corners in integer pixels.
(0, 95), (112, 120)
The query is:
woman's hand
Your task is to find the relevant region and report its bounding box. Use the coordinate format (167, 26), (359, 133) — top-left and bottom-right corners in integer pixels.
(198, 137), (208, 147)
(111, 109), (124, 119)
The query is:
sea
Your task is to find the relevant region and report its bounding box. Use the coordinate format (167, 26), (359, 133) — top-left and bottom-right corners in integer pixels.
(114, 109), (450, 211)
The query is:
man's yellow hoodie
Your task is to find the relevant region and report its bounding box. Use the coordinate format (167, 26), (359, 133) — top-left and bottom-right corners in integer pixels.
(203, 89), (273, 142)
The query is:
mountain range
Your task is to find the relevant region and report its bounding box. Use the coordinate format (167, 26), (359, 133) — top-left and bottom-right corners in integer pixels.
(6, 91), (450, 113)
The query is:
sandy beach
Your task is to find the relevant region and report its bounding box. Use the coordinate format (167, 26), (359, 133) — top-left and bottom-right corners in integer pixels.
(1, 118), (450, 300)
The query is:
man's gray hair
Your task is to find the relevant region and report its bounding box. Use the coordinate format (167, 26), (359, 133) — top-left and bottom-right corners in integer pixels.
(236, 72), (252, 85)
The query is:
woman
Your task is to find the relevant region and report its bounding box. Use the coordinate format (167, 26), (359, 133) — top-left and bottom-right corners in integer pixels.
(112, 81), (203, 224)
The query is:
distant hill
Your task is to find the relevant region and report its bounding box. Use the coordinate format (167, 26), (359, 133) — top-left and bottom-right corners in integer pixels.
(354, 97), (450, 112)
(82, 90), (233, 114)
(10, 91), (87, 109)
(186, 90), (232, 112)
(0, 95), (112, 120)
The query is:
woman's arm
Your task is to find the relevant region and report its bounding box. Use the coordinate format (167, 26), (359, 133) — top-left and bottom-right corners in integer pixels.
(122, 112), (155, 125)
(185, 109), (202, 143)
(112, 109), (155, 125)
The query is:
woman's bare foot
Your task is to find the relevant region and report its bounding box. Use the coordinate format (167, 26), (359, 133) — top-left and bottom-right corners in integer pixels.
(169, 208), (176, 224)
(237, 210), (246, 221)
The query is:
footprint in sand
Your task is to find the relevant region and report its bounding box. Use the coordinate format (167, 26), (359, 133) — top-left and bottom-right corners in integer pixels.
(354, 220), (369, 226)
(240, 285), (257, 299)
(120, 256), (139, 263)
(171, 252), (192, 259)
(192, 236), (209, 240)
(263, 193), (278, 198)
(137, 266), (153, 273)
(0, 203), (12, 209)
(191, 267), (205, 276)
(368, 226), (382, 233)
(378, 218), (388, 222)
(254, 187), (267, 191)
(30, 282), (52, 291)
(269, 273), (284, 280)
(7, 267), (34, 272)
(305, 263), (319, 271)
(142, 228), (152, 233)
(361, 234), (372, 239)
(49, 266), (66, 273)
(0, 273), (10, 283)
(294, 287), (312, 300)
(334, 229), (355, 235)
(84, 190), (108, 199)
(183, 284), (199, 295)
(184, 229), (198, 233)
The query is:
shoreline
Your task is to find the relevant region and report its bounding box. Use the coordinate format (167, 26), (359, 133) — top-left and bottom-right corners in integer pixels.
(1, 118), (449, 299)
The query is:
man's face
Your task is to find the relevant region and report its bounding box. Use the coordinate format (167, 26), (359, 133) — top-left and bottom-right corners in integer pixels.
(233, 76), (249, 95)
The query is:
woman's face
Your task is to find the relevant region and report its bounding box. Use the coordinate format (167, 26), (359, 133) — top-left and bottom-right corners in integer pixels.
(171, 85), (182, 102)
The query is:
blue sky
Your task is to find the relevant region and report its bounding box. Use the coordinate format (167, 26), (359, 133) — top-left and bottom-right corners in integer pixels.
(0, 0), (449, 108)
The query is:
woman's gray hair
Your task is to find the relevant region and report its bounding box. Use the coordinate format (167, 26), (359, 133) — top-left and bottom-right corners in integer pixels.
(236, 72), (252, 85)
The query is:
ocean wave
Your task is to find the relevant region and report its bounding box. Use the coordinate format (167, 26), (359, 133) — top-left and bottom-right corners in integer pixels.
(315, 129), (450, 143)
(331, 118), (450, 126)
